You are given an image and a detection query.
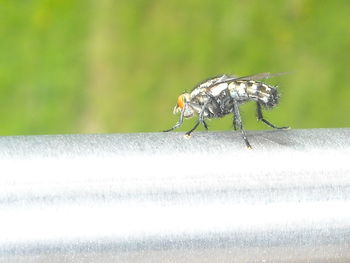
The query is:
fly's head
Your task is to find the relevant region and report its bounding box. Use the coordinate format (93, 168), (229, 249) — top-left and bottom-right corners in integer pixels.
(173, 93), (194, 118)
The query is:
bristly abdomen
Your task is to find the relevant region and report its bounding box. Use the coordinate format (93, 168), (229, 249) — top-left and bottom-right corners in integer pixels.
(254, 82), (280, 108)
(228, 80), (280, 108)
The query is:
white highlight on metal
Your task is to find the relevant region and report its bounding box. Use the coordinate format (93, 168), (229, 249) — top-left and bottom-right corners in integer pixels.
(0, 198), (349, 244)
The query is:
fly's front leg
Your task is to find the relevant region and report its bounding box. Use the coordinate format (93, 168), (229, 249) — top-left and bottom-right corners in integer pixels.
(233, 100), (252, 149)
(163, 106), (186, 132)
(256, 102), (289, 129)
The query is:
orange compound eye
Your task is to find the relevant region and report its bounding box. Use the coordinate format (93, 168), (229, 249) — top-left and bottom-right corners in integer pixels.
(177, 95), (184, 109)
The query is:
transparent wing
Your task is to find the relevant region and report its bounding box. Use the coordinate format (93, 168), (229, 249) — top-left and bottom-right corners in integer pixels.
(212, 72), (288, 86)
(234, 72), (288, 81)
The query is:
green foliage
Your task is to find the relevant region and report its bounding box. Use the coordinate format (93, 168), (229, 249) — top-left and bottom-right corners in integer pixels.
(0, 0), (349, 135)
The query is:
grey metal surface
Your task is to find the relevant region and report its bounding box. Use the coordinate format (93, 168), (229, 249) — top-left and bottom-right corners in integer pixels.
(0, 128), (350, 262)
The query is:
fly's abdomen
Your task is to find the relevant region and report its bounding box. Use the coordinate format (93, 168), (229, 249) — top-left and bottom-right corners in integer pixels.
(253, 81), (279, 108)
(228, 81), (279, 108)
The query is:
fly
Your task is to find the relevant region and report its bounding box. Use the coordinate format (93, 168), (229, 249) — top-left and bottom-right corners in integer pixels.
(163, 72), (289, 149)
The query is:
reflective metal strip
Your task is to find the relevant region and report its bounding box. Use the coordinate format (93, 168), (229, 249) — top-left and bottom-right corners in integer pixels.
(0, 128), (350, 262)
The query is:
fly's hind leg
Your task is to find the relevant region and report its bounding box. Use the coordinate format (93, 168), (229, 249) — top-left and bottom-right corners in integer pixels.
(233, 100), (252, 149)
(233, 119), (237, 131)
(256, 102), (289, 129)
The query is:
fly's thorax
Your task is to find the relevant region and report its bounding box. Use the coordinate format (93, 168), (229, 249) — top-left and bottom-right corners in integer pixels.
(190, 86), (207, 98)
(195, 74), (232, 90)
(208, 83), (229, 97)
(190, 74), (234, 102)
(228, 80), (279, 108)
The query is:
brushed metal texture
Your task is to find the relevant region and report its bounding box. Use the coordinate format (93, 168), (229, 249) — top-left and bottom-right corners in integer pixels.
(0, 128), (349, 262)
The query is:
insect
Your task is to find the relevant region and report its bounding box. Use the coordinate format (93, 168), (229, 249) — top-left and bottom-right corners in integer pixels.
(163, 72), (289, 149)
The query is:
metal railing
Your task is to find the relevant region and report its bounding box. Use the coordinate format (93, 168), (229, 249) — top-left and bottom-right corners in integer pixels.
(0, 128), (350, 262)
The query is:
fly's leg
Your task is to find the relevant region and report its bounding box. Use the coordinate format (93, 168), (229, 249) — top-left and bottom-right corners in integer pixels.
(233, 100), (252, 149)
(233, 119), (237, 131)
(185, 110), (208, 136)
(163, 106), (186, 132)
(203, 120), (209, 130)
(185, 100), (210, 136)
(163, 122), (183, 132)
(185, 121), (200, 136)
(217, 96), (236, 130)
(256, 102), (289, 129)
(220, 96), (231, 112)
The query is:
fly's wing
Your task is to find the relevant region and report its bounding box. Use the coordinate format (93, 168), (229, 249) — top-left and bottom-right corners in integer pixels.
(234, 72), (288, 81)
(211, 72), (288, 86)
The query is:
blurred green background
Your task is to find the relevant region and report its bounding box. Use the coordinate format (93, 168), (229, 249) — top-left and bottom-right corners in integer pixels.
(1, 0), (350, 136)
